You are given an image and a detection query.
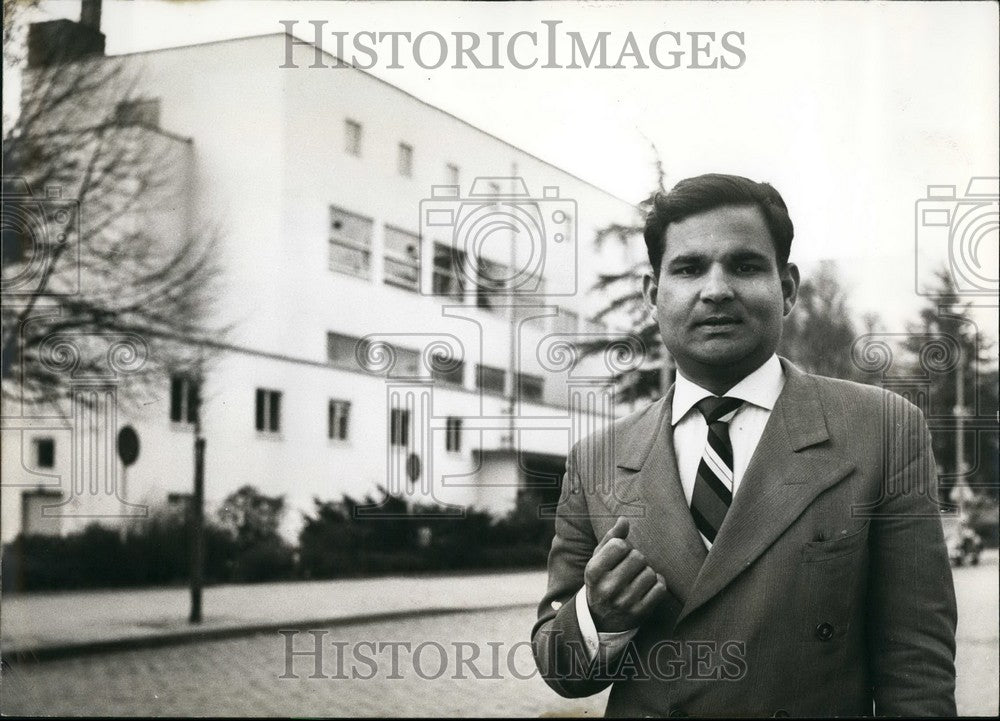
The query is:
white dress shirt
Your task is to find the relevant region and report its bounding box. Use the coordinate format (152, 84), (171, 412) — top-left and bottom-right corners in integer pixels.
(575, 354), (786, 660)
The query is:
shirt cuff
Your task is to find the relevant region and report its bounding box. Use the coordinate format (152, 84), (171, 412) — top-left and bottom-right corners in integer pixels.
(574, 587), (639, 662)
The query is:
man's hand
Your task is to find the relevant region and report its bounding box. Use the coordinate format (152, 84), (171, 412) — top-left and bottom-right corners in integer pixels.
(584, 517), (668, 633)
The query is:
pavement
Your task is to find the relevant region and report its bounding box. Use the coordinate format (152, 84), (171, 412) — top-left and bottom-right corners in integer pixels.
(0, 569), (547, 662)
(3, 551), (998, 663)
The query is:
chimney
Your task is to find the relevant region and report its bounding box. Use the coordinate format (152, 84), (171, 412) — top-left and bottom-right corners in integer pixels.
(27, 0), (105, 69)
(80, 0), (102, 31)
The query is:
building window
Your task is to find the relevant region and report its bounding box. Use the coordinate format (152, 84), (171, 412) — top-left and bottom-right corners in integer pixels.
(446, 163), (460, 186)
(35, 437), (55, 468)
(517, 373), (544, 402)
(477, 364), (506, 396)
(397, 142), (413, 177)
(1, 215), (32, 267)
(329, 205), (373, 279)
(328, 332), (366, 370)
(328, 399), (351, 440)
(328, 332), (420, 376)
(432, 242), (466, 300)
(115, 98), (160, 127)
(445, 417), (462, 452)
(392, 347), (422, 377)
(255, 388), (282, 433)
(390, 408), (410, 447)
(430, 352), (464, 386)
(169, 374), (200, 424)
(475, 256), (507, 310)
(0, 332), (16, 378)
(383, 225), (420, 292)
(344, 119), (362, 156)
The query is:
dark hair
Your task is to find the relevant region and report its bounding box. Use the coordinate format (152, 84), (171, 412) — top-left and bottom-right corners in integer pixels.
(643, 173), (794, 274)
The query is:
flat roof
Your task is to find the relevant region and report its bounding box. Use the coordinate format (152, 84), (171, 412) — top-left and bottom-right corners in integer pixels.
(101, 31), (640, 210)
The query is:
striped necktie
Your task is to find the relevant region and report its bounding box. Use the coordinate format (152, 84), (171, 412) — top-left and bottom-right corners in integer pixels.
(690, 396), (744, 545)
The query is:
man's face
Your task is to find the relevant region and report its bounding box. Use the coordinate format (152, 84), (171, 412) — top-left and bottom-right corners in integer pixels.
(643, 205), (799, 389)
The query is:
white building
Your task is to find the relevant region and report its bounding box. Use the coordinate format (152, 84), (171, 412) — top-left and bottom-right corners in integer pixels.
(1, 18), (642, 543)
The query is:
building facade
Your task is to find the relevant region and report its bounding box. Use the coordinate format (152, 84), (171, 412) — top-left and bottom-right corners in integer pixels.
(1, 28), (643, 542)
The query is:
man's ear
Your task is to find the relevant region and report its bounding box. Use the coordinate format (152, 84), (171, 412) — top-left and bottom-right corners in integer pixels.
(642, 272), (659, 311)
(780, 262), (800, 317)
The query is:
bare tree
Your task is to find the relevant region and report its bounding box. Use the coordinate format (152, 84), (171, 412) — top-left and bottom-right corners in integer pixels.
(2, 17), (224, 414)
(2, 0), (39, 64)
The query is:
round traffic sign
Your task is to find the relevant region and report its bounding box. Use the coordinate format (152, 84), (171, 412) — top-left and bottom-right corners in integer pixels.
(117, 425), (140, 467)
(406, 453), (421, 483)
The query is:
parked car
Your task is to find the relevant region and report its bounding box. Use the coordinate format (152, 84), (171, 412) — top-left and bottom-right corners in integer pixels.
(943, 517), (984, 567)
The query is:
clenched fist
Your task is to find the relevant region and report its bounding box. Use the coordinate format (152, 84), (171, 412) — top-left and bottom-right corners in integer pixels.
(585, 517), (668, 633)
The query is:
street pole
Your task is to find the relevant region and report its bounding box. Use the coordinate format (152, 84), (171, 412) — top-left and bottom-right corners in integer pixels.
(189, 381), (205, 624)
(119, 465), (128, 542)
(954, 350), (968, 518)
(504, 164), (518, 452)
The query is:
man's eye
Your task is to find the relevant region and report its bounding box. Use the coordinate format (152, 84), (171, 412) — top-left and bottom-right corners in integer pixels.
(736, 263), (761, 273)
(674, 266), (698, 276)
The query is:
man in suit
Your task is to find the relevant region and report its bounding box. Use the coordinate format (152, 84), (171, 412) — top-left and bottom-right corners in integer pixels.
(531, 174), (957, 717)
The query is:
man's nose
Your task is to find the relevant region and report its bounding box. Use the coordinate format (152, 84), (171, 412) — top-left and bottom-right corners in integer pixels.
(699, 265), (734, 303)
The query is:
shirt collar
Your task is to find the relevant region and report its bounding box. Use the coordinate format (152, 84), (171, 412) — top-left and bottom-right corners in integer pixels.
(671, 354), (785, 426)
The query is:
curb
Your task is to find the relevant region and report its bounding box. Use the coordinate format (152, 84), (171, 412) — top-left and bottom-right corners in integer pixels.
(1, 601), (537, 665)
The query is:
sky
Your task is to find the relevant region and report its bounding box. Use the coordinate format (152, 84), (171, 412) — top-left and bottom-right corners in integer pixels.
(6, 0), (999, 345)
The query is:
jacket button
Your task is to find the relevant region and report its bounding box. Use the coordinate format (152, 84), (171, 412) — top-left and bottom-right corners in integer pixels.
(815, 622), (835, 641)
(773, 710), (790, 718)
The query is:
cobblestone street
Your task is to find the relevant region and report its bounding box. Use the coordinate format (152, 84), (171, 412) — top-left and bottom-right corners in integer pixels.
(2, 606), (608, 717)
(3, 559), (997, 717)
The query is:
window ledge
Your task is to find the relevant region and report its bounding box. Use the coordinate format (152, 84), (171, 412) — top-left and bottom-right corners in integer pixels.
(431, 379), (467, 391)
(383, 279), (420, 293)
(476, 388), (508, 399)
(330, 267), (372, 282)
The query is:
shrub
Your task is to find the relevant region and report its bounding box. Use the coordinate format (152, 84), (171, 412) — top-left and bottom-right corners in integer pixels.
(297, 488), (555, 579)
(2, 500), (270, 592)
(2, 487), (559, 592)
(231, 538), (296, 582)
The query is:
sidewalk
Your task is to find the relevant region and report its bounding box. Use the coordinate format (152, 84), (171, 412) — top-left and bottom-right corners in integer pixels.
(1, 570), (548, 662)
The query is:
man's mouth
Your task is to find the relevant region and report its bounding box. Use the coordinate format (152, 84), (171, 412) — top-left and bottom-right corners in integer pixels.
(696, 316), (742, 327)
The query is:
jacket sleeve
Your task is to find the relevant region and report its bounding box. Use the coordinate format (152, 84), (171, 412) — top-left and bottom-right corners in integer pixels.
(530, 444), (616, 698)
(867, 393), (958, 716)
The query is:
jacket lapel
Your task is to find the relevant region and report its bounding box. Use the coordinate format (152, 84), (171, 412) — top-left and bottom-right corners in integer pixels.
(608, 388), (707, 605)
(676, 359), (856, 625)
